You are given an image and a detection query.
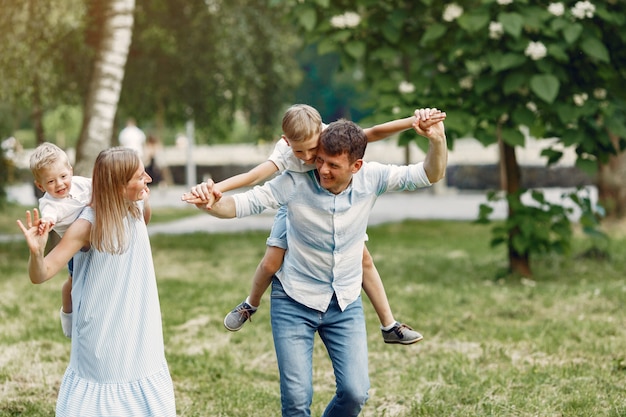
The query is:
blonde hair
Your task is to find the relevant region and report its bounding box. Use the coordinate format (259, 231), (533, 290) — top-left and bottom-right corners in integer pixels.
(281, 104), (323, 143)
(29, 142), (71, 181)
(90, 147), (142, 254)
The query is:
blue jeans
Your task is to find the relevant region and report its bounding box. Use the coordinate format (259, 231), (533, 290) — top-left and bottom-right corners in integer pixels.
(270, 277), (369, 417)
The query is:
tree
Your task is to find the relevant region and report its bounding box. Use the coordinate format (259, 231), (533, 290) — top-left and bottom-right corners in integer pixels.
(277, 0), (626, 276)
(116, 0), (302, 143)
(74, 0), (136, 176)
(0, 0), (88, 144)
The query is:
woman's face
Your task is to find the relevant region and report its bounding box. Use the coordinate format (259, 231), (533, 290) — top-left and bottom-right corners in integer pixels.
(125, 162), (152, 201)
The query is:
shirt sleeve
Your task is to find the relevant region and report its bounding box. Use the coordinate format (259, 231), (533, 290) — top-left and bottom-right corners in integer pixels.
(233, 171), (296, 217)
(364, 161), (432, 195)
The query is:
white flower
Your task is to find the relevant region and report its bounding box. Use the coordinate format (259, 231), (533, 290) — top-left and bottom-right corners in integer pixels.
(459, 76), (473, 90)
(497, 0), (513, 5)
(330, 11), (361, 29)
(437, 63), (448, 73)
(524, 41), (547, 60)
(571, 1), (595, 19)
(526, 101), (538, 113)
(593, 88), (607, 100)
(489, 21), (504, 40)
(573, 93), (589, 106)
(443, 3), (463, 22)
(392, 106), (401, 115)
(398, 81), (416, 94)
(547, 2), (565, 16)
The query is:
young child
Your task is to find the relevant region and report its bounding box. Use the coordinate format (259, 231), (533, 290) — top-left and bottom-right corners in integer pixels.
(29, 142), (92, 338)
(184, 105), (446, 344)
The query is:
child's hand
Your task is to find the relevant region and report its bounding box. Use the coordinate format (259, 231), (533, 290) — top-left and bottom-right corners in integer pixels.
(414, 108), (446, 136)
(37, 218), (55, 236)
(181, 181), (223, 210)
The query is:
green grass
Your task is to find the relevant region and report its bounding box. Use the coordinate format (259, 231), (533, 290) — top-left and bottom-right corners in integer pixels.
(1, 220), (626, 416)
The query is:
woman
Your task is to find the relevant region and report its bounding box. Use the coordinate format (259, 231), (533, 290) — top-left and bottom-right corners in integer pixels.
(18, 147), (176, 416)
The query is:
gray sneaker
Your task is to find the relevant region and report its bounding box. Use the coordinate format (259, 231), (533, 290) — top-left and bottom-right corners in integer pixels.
(382, 322), (423, 345)
(223, 301), (257, 332)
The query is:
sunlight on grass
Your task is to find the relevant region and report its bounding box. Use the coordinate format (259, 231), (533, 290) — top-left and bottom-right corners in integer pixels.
(1, 221), (625, 416)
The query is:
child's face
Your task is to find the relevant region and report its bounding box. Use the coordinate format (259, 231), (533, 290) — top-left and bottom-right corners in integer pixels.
(34, 161), (73, 199)
(284, 133), (320, 165)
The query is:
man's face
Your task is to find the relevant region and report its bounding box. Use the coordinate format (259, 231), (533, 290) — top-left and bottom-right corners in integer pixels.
(284, 134), (319, 165)
(315, 147), (362, 194)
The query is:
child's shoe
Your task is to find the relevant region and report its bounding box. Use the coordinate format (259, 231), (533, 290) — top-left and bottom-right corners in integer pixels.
(381, 322), (423, 345)
(60, 307), (72, 338)
(223, 300), (257, 331)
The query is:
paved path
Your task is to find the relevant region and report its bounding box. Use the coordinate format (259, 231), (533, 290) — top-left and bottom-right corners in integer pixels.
(6, 183), (591, 238)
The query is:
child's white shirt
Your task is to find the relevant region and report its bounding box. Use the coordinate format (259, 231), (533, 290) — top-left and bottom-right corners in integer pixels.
(39, 176), (92, 237)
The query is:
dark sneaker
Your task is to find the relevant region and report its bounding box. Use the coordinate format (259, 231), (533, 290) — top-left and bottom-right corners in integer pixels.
(223, 301), (257, 331)
(382, 322), (423, 345)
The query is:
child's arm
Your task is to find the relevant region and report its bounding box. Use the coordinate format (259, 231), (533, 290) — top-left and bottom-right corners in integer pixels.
(363, 108), (445, 143)
(214, 160), (279, 193)
(182, 160), (278, 208)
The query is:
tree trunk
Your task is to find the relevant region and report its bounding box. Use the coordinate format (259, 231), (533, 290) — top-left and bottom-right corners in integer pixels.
(597, 132), (626, 219)
(499, 136), (532, 277)
(74, 0), (135, 176)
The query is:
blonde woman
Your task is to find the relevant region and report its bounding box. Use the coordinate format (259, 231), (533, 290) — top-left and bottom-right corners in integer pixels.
(18, 147), (175, 416)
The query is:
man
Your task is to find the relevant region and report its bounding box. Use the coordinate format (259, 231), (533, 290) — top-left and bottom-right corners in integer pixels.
(118, 118), (146, 159)
(187, 114), (447, 417)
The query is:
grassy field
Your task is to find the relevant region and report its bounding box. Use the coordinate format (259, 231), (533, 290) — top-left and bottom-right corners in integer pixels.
(1, 216), (625, 416)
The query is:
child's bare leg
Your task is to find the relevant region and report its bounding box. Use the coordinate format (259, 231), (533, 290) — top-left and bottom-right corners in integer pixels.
(361, 246), (395, 327)
(60, 275), (73, 338)
(62, 275), (72, 313)
(224, 245), (286, 331)
(248, 246), (286, 307)
(362, 245), (423, 345)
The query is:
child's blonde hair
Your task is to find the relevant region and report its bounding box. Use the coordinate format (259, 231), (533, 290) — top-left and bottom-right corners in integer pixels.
(29, 142), (71, 181)
(90, 147), (142, 254)
(281, 104), (323, 143)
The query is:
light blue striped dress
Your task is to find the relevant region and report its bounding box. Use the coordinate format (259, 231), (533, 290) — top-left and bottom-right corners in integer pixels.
(55, 206), (176, 417)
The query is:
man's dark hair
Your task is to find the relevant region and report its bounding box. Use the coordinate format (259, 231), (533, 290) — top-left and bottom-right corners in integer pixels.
(319, 119), (367, 163)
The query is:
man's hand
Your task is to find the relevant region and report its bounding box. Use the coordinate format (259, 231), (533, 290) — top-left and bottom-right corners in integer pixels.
(413, 108), (446, 141)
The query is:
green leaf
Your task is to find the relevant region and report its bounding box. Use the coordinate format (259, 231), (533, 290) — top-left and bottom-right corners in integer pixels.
(498, 12), (524, 38)
(580, 37), (610, 63)
(298, 8), (317, 32)
(605, 116), (626, 138)
(547, 44), (568, 62)
(562, 23), (583, 44)
(487, 52), (526, 72)
(317, 38), (338, 55)
(540, 148), (564, 165)
(530, 74), (559, 103)
(344, 41), (366, 59)
(575, 157), (598, 176)
(502, 72), (527, 95)
(457, 12), (490, 33)
(501, 127), (525, 147)
(420, 23), (447, 45)
(382, 24), (401, 44)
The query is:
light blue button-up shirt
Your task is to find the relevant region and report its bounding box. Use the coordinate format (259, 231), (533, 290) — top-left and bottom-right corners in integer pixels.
(233, 161), (432, 312)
